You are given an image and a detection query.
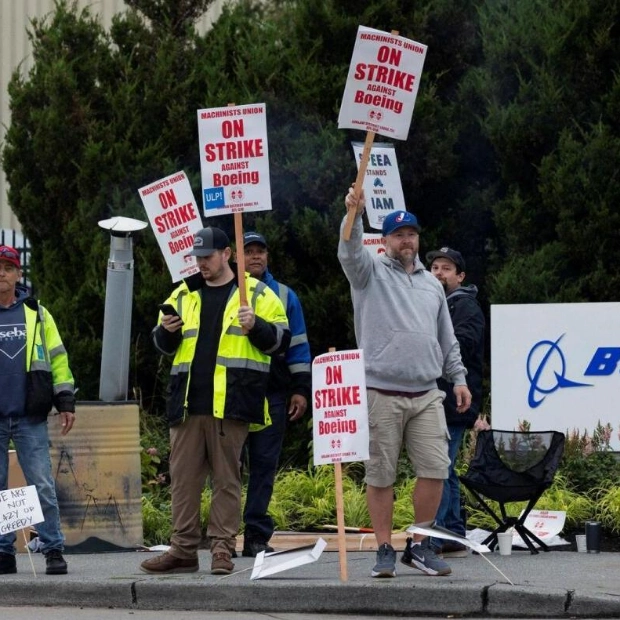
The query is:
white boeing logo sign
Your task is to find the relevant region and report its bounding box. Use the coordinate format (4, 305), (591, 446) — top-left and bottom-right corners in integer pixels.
(491, 303), (620, 450)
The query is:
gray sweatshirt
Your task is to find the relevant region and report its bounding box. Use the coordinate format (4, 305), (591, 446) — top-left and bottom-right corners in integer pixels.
(338, 214), (467, 392)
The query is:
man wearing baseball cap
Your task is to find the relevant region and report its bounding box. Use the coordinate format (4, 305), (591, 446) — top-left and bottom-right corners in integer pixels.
(338, 191), (471, 579)
(238, 231), (311, 557)
(426, 247), (485, 558)
(0, 245), (75, 576)
(142, 227), (290, 576)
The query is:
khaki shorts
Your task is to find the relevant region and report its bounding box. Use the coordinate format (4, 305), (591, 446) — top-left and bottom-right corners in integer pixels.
(364, 388), (450, 487)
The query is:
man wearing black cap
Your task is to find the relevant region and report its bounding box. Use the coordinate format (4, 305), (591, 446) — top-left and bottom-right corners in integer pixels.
(239, 231), (312, 557)
(426, 247), (485, 558)
(141, 227), (290, 576)
(339, 189), (471, 579)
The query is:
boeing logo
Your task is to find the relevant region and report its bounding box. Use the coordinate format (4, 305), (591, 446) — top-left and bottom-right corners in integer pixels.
(526, 335), (591, 408)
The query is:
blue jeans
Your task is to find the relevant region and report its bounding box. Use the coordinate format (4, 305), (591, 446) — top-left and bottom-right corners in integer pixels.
(431, 424), (466, 549)
(242, 393), (287, 543)
(0, 417), (64, 555)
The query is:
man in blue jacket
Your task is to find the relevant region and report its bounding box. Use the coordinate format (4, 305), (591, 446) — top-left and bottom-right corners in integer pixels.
(426, 247), (485, 557)
(240, 231), (312, 557)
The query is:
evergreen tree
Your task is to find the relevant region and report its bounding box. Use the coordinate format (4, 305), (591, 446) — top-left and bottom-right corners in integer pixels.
(470, 0), (620, 302)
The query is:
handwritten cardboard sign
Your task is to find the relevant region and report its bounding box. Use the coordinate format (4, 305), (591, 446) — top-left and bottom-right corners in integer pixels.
(0, 485), (44, 536)
(338, 26), (427, 140)
(139, 170), (202, 282)
(312, 349), (369, 465)
(197, 103), (272, 216)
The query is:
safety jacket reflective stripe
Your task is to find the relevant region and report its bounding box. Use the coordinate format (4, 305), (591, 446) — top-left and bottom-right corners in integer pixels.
(160, 273), (289, 426)
(25, 301), (75, 417)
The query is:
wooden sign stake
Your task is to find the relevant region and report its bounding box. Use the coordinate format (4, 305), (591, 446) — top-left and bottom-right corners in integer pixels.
(228, 103), (248, 307)
(329, 346), (348, 582)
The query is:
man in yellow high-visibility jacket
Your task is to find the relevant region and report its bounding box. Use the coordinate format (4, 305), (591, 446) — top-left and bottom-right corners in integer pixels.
(0, 245), (75, 576)
(140, 227), (290, 576)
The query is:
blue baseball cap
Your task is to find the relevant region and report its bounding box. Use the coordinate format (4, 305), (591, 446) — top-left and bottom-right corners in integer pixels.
(382, 211), (420, 236)
(243, 231), (268, 248)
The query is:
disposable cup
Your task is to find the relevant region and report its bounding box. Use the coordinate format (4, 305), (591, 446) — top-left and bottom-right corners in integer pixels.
(497, 532), (513, 556)
(575, 534), (587, 553)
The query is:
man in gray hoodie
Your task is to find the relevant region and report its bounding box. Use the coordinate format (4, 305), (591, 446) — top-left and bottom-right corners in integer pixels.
(338, 189), (471, 579)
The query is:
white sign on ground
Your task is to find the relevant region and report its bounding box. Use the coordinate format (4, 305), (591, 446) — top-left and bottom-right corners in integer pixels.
(312, 349), (369, 465)
(492, 303), (620, 450)
(139, 171), (202, 282)
(0, 486), (44, 536)
(338, 26), (427, 140)
(512, 510), (566, 547)
(250, 538), (327, 580)
(197, 103), (272, 216)
(352, 142), (405, 231)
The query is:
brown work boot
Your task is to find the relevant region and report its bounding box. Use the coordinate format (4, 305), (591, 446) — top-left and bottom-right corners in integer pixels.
(140, 552), (198, 574)
(211, 551), (234, 575)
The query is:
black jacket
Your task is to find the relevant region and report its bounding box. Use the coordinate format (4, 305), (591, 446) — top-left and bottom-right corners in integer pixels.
(438, 285), (485, 427)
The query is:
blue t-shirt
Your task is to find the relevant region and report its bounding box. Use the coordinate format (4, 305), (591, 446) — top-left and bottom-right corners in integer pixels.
(0, 297), (27, 417)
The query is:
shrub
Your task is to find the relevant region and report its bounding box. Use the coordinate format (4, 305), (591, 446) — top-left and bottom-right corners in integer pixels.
(559, 423), (620, 495)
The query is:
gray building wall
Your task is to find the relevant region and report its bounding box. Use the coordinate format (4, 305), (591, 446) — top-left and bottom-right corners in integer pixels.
(0, 0), (226, 231)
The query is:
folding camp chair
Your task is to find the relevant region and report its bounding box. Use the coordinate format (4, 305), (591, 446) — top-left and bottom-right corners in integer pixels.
(459, 429), (565, 554)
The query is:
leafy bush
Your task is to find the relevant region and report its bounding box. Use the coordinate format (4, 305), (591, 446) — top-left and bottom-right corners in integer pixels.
(559, 423), (620, 495)
(142, 493), (172, 546)
(592, 486), (620, 535)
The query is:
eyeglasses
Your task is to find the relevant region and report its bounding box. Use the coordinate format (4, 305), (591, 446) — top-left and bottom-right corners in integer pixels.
(0, 248), (19, 260)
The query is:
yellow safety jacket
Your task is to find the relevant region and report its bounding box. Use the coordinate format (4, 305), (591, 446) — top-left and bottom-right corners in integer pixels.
(25, 299), (75, 419)
(154, 272), (290, 427)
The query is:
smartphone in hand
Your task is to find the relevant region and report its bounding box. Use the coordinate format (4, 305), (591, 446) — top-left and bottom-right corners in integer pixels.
(158, 304), (184, 325)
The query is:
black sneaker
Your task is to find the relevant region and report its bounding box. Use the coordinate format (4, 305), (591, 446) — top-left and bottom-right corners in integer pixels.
(401, 537), (451, 576)
(371, 542), (396, 578)
(242, 540), (274, 558)
(45, 549), (68, 575)
(0, 552), (16, 575)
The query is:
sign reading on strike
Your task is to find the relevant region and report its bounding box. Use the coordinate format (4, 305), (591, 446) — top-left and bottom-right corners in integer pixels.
(352, 141), (405, 230)
(197, 103), (272, 216)
(338, 26), (427, 140)
(312, 349), (369, 465)
(139, 171), (202, 282)
(0, 485), (44, 536)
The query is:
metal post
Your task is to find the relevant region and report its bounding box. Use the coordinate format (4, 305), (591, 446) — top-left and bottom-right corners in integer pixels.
(98, 216), (147, 402)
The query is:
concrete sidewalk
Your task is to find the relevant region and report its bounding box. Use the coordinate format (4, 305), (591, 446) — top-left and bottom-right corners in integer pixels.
(1, 546), (619, 618)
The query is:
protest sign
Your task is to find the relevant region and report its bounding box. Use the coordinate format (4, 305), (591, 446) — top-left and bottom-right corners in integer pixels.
(250, 538), (327, 580)
(139, 171), (202, 282)
(0, 485), (44, 536)
(513, 510), (566, 547)
(312, 349), (369, 466)
(197, 103), (272, 216)
(352, 141), (405, 230)
(338, 26), (427, 140)
(363, 233), (385, 255)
